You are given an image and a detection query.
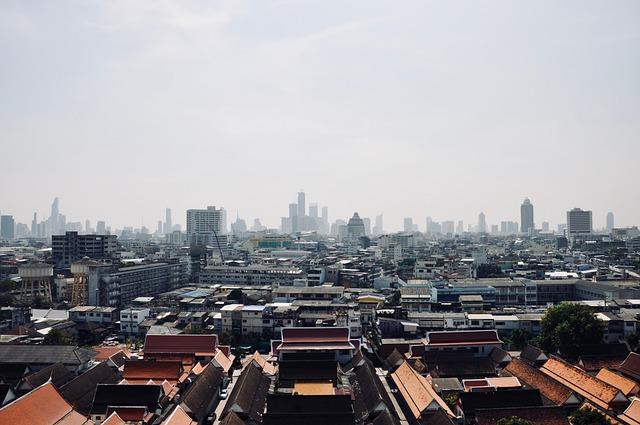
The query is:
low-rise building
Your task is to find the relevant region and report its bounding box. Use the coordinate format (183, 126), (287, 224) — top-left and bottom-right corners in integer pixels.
(119, 307), (151, 335)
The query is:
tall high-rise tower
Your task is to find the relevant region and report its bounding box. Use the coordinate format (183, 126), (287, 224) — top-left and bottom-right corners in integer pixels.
(478, 212), (487, 233)
(606, 212), (614, 231)
(520, 198), (534, 234)
(297, 192), (306, 219)
(164, 208), (172, 234)
(186, 206), (225, 245)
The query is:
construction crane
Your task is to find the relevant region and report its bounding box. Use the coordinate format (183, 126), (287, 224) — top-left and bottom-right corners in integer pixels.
(208, 224), (225, 262)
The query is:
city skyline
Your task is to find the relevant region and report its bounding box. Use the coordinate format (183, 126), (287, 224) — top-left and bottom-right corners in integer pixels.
(1, 1), (639, 231)
(0, 193), (633, 235)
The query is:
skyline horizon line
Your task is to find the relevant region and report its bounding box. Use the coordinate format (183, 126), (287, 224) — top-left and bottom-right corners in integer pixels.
(1, 193), (631, 235)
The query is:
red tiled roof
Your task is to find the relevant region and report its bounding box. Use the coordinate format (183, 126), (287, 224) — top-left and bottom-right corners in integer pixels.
(619, 352), (640, 382)
(504, 358), (577, 406)
(619, 397), (640, 425)
(107, 406), (146, 421)
(0, 382), (90, 425)
(281, 327), (350, 343)
(123, 361), (182, 382)
(541, 358), (627, 410)
(144, 335), (218, 355)
(596, 368), (639, 397)
(162, 405), (196, 425)
(426, 330), (502, 346)
(102, 412), (126, 425)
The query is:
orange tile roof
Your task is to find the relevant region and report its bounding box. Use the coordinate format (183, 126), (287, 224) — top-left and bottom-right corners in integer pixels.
(162, 405), (196, 425)
(0, 382), (90, 425)
(597, 368), (639, 397)
(541, 358), (627, 410)
(212, 350), (234, 373)
(92, 346), (131, 361)
(102, 412), (126, 425)
(505, 358), (577, 406)
(123, 360), (182, 383)
(242, 351), (277, 375)
(390, 361), (455, 420)
(619, 397), (640, 425)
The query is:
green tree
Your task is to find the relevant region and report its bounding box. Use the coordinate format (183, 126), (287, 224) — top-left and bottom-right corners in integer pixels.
(44, 329), (76, 345)
(443, 394), (458, 411)
(537, 303), (603, 358)
(509, 329), (532, 350)
(219, 331), (233, 345)
(627, 332), (639, 351)
(497, 417), (533, 425)
(570, 407), (611, 425)
(0, 293), (14, 307)
(476, 264), (504, 278)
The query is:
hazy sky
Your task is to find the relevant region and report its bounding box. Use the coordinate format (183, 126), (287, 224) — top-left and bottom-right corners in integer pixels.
(1, 0), (639, 231)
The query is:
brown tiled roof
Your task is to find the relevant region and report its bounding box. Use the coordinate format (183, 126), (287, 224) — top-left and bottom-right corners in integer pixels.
(0, 382), (91, 425)
(241, 351), (277, 375)
(426, 330), (502, 346)
(596, 368), (639, 397)
(219, 411), (245, 425)
(102, 411), (126, 425)
(20, 362), (74, 390)
(504, 358), (577, 406)
(281, 327), (350, 343)
(181, 363), (223, 421)
(349, 354), (396, 420)
(91, 346), (131, 362)
(212, 350), (234, 373)
(162, 405), (196, 425)
(143, 334), (218, 355)
(579, 355), (627, 372)
(475, 406), (570, 425)
(59, 362), (120, 415)
(619, 353), (640, 382)
(389, 361), (455, 420)
(619, 396), (640, 425)
(222, 361), (270, 423)
(541, 357), (627, 410)
(123, 360), (182, 383)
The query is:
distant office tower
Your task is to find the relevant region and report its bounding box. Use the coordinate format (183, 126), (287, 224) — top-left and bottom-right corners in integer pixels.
(442, 221), (455, 235)
(0, 215), (15, 239)
(542, 221), (550, 232)
(164, 208), (172, 234)
(557, 223), (567, 235)
(362, 217), (371, 236)
(96, 221), (106, 235)
(403, 217), (414, 233)
(51, 197), (59, 218)
(606, 212), (614, 231)
(85, 220), (91, 233)
(567, 208), (592, 234)
(321, 206), (329, 234)
(520, 198), (534, 234)
(297, 192), (306, 219)
(426, 217), (433, 234)
(309, 203), (318, 218)
(220, 208), (228, 234)
(491, 224), (499, 234)
(456, 221), (464, 234)
(156, 220), (163, 234)
(347, 213), (366, 238)
(186, 206), (225, 245)
(478, 212), (487, 233)
(374, 214), (383, 235)
(31, 212), (38, 237)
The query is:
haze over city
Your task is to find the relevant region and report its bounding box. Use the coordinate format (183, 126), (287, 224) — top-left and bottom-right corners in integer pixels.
(1, 0), (639, 230)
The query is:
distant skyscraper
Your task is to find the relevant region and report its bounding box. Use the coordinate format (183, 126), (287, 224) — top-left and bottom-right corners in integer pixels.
(96, 221), (106, 235)
(491, 224), (499, 234)
(520, 198), (534, 234)
(567, 208), (592, 234)
(164, 208), (172, 234)
(186, 206), (225, 245)
(31, 212), (37, 236)
(0, 215), (15, 239)
(478, 212), (487, 233)
(51, 197), (59, 218)
(403, 217), (413, 233)
(297, 192), (306, 219)
(347, 213), (366, 238)
(362, 217), (371, 236)
(442, 221), (454, 235)
(374, 214), (383, 235)
(321, 206), (329, 234)
(85, 219), (91, 233)
(456, 220), (464, 234)
(309, 203), (318, 218)
(606, 212), (614, 231)
(157, 220), (163, 234)
(542, 221), (550, 232)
